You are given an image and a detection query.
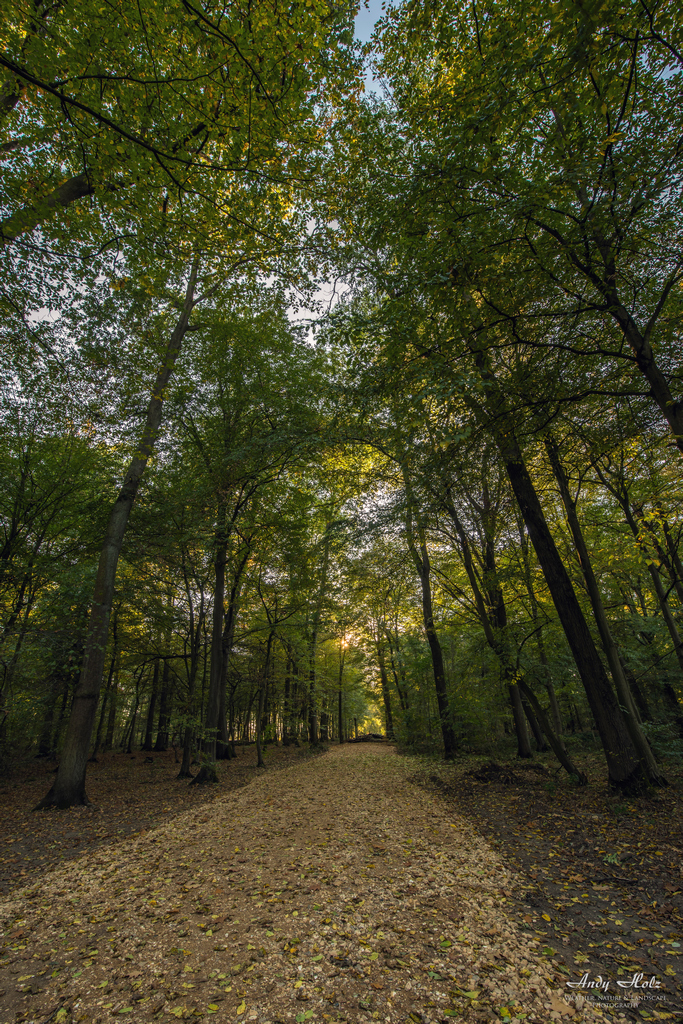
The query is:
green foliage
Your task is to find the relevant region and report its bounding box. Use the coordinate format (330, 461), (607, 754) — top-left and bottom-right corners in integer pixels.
(1, 0), (683, 789)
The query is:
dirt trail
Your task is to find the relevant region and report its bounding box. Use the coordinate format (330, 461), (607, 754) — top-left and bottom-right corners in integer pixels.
(0, 745), (630, 1024)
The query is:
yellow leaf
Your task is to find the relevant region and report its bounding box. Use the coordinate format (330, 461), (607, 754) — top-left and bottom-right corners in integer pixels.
(237, 1001), (246, 1015)
(542, 914), (551, 922)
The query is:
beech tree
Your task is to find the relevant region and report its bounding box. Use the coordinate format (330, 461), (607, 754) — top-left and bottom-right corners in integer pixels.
(2, 0), (682, 799)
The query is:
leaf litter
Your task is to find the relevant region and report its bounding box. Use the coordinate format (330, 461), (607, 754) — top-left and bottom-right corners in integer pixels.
(415, 755), (683, 1022)
(0, 745), (663, 1024)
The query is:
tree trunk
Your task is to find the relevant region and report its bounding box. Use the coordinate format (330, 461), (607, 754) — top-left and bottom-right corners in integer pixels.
(93, 608), (119, 758)
(404, 474), (457, 758)
(0, 172), (95, 245)
(255, 687), (266, 768)
(662, 683), (683, 739)
(661, 515), (683, 604)
(37, 675), (62, 758)
(516, 515), (568, 750)
(125, 705), (138, 754)
(621, 656), (651, 723)
(376, 639), (395, 740)
(307, 531), (331, 748)
(516, 677), (587, 783)
(90, 657), (115, 759)
(597, 465), (683, 698)
(386, 630), (409, 711)
(501, 443), (642, 789)
(122, 671), (143, 755)
(193, 522), (226, 783)
(217, 554), (247, 759)
(338, 641), (345, 744)
(51, 679), (71, 756)
(601, 283), (683, 459)
(178, 725), (195, 779)
(283, 659), (292, 746)
(35, 264), (199, 809)
(546, 437), (666, 786)
(462, 306), (641, 788)
(141, 659), (160, 752)
(509, 682), (532, 757)
(445, 495), (585, 779)
(103, 656), (119, 752)
(154, 661), (172, 751)
(520, 690), (548, 752)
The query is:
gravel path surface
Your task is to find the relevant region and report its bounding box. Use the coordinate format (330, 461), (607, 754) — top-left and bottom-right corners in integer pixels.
(0, 745), (622, 1024)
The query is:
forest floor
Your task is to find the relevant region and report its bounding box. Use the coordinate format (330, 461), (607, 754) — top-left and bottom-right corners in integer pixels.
(412, 751), (683, 1022)
(0, 743), (679, 1024)
(0, 745), (316, 898)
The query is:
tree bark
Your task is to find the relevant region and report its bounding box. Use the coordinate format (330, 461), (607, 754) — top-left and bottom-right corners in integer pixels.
(154, 661), (172, 751)
(193, 520), (226, 783)
(178, 724), (195, 780)
(217, 551), (248, 758)
(444, 494), (585, 780)
(516, 676), (585, 781)
(307, 529), (331, 747)
(458, 332), (641, 788)
(404, 471), (457, 757)
(509, 681), (532, 758)
(501, 442), (642, 789)
(520, 690), (548, 752)
(103, 656), (119, 752)
(516, 515), (567, 749)
(597, 464), (683, 688)
(91, 650), (117, 758)
(601, 283), (683, 458)
(386, 628), (409, 711)
(0, 172), (95, 244)
(376, 638), (395, 739)
(255, 686), (266, 768)
(546, 436), (666, 786)
(37, 675), (62, 758)
(338, 639), (345, 744)
(141, 659), (160, 752)
(35, 262), (199, 809)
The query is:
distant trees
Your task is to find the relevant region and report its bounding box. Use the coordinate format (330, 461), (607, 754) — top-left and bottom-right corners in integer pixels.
(1, 0), (681, 801)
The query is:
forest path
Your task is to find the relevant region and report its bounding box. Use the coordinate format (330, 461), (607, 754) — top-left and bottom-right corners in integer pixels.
(1, 744), (610, 1024)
